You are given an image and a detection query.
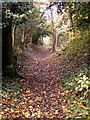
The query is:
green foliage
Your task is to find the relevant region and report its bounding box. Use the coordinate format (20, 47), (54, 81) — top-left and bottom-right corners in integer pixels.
(58, 2), (90, 29)
(63, 66), (90, 92)
(72, 2), (90, 29)
(32, 16), (51, 44)
(2, 2), (44, 53)
(32, 26), (51, 44)
(61, 65), (90, 118)
(6, 64), (14, 74)
(65, 30), (90, 59)
(2, 2), (35, 27)
(2, 78), (24, 99)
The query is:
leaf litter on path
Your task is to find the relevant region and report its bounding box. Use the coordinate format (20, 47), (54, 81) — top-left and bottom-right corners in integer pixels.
(2, 46), (76, 119)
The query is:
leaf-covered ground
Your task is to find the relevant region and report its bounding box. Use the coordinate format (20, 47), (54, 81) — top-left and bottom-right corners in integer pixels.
(1, 45), (89, 119)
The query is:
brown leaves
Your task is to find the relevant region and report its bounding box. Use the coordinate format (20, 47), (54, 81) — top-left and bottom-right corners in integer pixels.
(2, 46), (73, 119)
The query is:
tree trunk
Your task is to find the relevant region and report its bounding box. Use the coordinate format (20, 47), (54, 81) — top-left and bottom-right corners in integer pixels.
(50, 8), (56, 52)
(2, 22), (14, 77)
(12, 24), (16, 48)
(61, 8), (73, 42)
(52, 29), (56, 52)
(66, 10), (72, 42)
(21, 29), (25, 44)
(55, 31), (58, 49)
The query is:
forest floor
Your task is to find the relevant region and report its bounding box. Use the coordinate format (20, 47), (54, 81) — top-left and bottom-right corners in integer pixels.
(1, 45), (89, 119)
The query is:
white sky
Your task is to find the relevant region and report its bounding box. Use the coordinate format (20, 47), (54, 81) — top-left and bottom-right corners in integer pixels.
(33, 0), (60, 25)
(44, 6), (59, 23)
(33, 0), (49, 2)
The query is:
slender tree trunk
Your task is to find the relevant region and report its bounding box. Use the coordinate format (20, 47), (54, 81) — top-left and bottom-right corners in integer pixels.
(21, 28), (25, 50)
(21, 29), (25, 44)
(55, 31), (58, 49)
(12, 24), (16, 48)
(61, 7), (73, 42)
(50, 8), (56, 52)
(52, 29), (56, 51)
(67, 11), (73, 42)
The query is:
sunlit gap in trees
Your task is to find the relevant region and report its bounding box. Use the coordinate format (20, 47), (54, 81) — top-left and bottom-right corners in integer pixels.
(33, 0), (49, 3)
(33, 0), (60, 24)
(43, 36), (51, 46)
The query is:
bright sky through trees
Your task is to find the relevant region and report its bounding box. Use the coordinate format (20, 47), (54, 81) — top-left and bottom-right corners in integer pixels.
(34, 0), (49, 2)
(33, 0), (59, 24)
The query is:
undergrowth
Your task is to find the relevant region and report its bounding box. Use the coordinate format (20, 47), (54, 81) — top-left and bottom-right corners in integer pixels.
(61, 64), (90, 119)
(66, 39), (89, 60)
(2, 78), (25, 100)
(64, 29), (90, 60)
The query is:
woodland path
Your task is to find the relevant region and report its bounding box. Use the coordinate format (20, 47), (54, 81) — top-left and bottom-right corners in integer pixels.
(16, 45), (69, 119)
(2, 45), (87, 119)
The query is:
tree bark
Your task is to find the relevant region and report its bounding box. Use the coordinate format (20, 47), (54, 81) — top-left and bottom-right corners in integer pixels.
(52, 29), (56, 52)
(2, 21), (14, 77)
(12, 24), (16, 48)
(55, 30), (58, 49)
(50, 8), (56, 52)
(21, 29), (25, 44)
